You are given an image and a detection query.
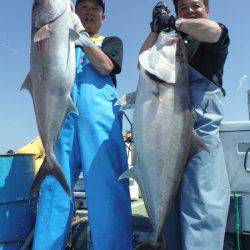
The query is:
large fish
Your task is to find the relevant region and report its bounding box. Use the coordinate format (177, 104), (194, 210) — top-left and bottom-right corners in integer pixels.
(118, 33), (206, 249)
(22, 0), (84, 197)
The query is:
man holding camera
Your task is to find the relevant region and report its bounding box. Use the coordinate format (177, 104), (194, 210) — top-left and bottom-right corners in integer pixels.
(140, 1), (230, 249)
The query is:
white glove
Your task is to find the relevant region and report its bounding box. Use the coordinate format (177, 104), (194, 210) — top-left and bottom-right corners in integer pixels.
(75, 31), (94, 47)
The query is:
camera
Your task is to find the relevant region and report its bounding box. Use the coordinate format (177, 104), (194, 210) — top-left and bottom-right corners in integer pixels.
(157, 13), (176, 32)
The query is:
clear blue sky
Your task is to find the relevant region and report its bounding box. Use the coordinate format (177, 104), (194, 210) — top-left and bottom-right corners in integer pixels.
(0, 0), (249, 153)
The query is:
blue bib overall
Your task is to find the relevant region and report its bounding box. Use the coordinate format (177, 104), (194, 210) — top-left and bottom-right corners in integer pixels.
(164, 67), (230, 250)
(33, 40), (132, 250)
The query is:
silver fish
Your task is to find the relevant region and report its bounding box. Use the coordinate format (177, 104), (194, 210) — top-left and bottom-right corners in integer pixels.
(118, 33), (206, 249)
(22, 0), (83, 197)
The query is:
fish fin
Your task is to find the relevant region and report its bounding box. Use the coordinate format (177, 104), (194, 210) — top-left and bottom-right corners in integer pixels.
(152, 85), (160, 97)
(120, 164), (155, 228)
(189, 129), (209, 158)
(29, 157), (72, 199)
(67, 97), (79, 115)
(69, 28), (80, 41)
(29, 159), (48, 198)
(115, 91), (137, 110)
(119, 166), (137, 180)
(50, 156), (72, 197)
(21, 73), (32, 91)
(34, 24), (52, 43)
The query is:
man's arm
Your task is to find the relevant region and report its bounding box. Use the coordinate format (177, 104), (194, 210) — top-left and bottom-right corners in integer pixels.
(139, 1), (169, 56)
(82, 46), (114, 75)
(139, 32), (159, 55)
(176, 18), (222, 43)
(77, 34), (123, 76)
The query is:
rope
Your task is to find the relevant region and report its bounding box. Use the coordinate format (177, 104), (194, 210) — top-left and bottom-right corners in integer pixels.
(234, 193), (241, 250)
(123, 111), (132, 127)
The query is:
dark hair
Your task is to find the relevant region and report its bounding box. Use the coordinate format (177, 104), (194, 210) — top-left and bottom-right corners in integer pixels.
(75, 0), (105, 13)
(173, 0), (209, 14)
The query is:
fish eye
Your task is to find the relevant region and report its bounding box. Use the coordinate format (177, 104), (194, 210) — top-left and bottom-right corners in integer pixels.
(176, 52), (183, 59)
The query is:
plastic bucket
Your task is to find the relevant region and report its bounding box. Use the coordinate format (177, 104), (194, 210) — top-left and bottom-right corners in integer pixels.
(0, 154), (38, 249)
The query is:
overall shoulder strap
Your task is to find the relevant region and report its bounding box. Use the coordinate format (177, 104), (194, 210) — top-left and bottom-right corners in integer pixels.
(91, 35), (105, 46)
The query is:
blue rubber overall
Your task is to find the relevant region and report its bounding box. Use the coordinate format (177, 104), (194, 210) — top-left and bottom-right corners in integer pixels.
(164, 67), (230, 250)
(33, 45), (132, 250)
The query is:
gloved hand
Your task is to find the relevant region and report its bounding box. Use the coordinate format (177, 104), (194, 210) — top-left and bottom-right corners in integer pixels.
(152, 14), (177, 33)
(150, 1), (176, 33)
(75, 31), (94, 47)
(152, 1), (170, 20)
(72, 12), (85, 33)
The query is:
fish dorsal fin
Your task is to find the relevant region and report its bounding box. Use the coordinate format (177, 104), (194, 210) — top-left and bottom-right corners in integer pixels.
(21, 73), (32, 92)
(33, 24), (52, 43)
(69, 28), (80, 41)
(189, 130), (209, 158)
(115, 91), (137, 111)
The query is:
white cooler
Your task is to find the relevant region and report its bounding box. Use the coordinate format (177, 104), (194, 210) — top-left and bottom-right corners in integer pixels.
(220, 121), (250, 193)
(220, 121), (250, 232)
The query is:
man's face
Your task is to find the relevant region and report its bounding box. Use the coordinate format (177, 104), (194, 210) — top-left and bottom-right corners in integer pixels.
(76, 0), (105, 35)
(176, 0), (209, 19)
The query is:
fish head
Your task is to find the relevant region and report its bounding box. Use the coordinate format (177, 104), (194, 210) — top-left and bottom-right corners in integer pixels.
(139, 33), (188, 85)
(32, 0), (68, 29)
(157, 33), (188, 84)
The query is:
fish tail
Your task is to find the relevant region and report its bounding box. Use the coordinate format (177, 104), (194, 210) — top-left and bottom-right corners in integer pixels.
(29, 159), (48, 198)
(50, 157), (72, 198)
(29, 157), (72, 199)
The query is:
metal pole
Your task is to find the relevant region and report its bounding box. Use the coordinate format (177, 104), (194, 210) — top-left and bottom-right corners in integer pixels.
(247, 90), (250, 120)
